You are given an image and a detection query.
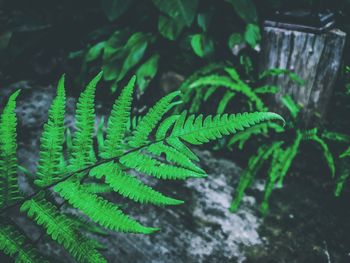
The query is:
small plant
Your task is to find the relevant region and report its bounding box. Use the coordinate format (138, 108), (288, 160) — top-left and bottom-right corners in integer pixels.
(229, 95), (335, 214)
(0, 72), (283, 262)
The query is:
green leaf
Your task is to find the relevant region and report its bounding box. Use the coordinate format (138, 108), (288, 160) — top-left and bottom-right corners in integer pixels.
(136, 54), (160, 94)
(90, 161), (184, 205)
(54, 179), (158, 234)
(225, 0), (258, 23)
(244, 23), (261, 48)
(190, 34), (214, 58)
(85, 41), (105, 62)
(0, 90), (21, 208)
(158, 15), (185, 40)
(35, 75), (66, 187)
(281, 95), (300, 119)
(228, 33), (243, 49)
(152, 0), (199, 26)
(102, 76), (136, 158)
(101, 0), (134, 21)
(129, 91), (181, 147)
(117, 32), (150, 82)
(120, 151), (206, 180)
(166, 111), (285, 145)
(70, 72), (103, 169)
(0, 222), (45, 263)
(102, 30), (130, 81)
(21, 195), (106, 263)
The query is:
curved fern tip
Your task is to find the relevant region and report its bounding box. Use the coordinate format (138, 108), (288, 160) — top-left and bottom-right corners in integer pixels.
(130, 75), (137, 84)
(12, 89), (21, 98)
(267, 112), (285, 126)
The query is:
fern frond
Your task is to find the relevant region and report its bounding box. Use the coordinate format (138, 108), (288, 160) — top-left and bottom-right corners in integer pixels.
(334, 162), (350, 197)
(260, 133), (302, 214)
(128, 91), (181, 147)
(227, 122), (284, 150)
(120, 151), (206, 180)
(254, 85), (279, 94)
(70, 72), (103, 169)
(340, 147), (350, 158)
(84, 182), (113, 194)
(54, 179), (158, 234)
(188, 75), (266, 111)
(20, 194), (106, 263)
(277, 131), (303, 186)
(90, 161), (184, 205)
(260, 146), (286, 214)
(167, 137), (199, 161)
(147, 142), (205, 173)
(281, 95), (300, 119)
(303, 130), (335, 177)
(155, 115), (179, 141)
(0, 90), (21, 208)
(0, 222), (44, 263)
(322, 130), (350, 143)
(166, 111), (284, 145)
(230, 142), (281, 212)
(217, 91), (236, 114)
(203, 86), (218, 101)
(35, 75), (66, 187)
(102, 76), (136, 158)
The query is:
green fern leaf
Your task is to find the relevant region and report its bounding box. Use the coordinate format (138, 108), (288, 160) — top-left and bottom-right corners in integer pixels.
(167, 137), (199, 161)
(147, 142), (205, 173)
(128, 91), (181, 147)
(189, 75), (266, 111)
(54, 179), (158, 234)
(102, 76), (136, 158)
(70, 72), (103, 169)
(217, 91), (235, 114)
(0, 222), (44, 263)
(167, 111), (284, 145)
(120, 151), (206, 180)
(90, 161), (184, 205)
(340, 147), (350, 158)
(20, 194), (106, 263)
(227, 122), (284, 150)
(0, 90), (22, 208)
(230, 143), (281, 212)
(35, 75), (66, 187)
(254, 85), (279, 94)
(281, 95), (300, 119)
(303, 131), (335, 177)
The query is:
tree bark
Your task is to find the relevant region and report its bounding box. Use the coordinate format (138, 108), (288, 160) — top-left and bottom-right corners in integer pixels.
(260, 26), (346, 127)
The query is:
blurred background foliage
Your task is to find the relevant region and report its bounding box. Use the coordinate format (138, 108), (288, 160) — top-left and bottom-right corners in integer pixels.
(1, 0), (349, 94)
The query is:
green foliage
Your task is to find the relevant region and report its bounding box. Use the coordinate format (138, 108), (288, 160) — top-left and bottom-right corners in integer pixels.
(230, 125), (337, 214)
(0, 72), (282, 262)
(0, 90), (21, 208)
(21, 193), (106, 263)
(76, 0), (266, 93)
(0, 221), (45, 263)
(35, 76), (66, 187)
(178, 64), (271, 115)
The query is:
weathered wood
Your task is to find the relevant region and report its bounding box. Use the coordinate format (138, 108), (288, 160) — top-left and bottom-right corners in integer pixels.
(260, 26), (346, 127)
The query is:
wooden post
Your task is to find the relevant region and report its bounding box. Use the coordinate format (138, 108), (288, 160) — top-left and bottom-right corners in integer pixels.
(260, 25), (346, 127)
